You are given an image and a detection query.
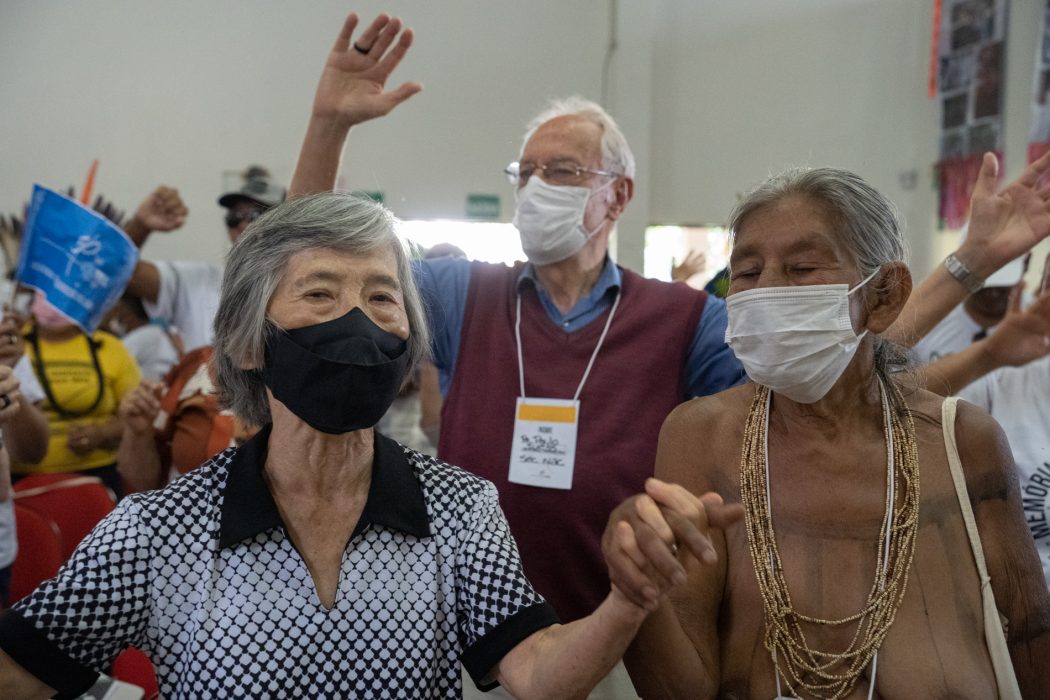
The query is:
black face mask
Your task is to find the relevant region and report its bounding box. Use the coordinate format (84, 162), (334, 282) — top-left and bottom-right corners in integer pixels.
(262, 307), (410, 434)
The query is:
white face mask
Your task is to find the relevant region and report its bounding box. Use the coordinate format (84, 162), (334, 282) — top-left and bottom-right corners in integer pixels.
(512, 177), (612, 266)
(724, 270), (879, 404)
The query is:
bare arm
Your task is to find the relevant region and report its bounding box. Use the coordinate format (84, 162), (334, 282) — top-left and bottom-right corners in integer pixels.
(3, 394), (48, 465)
(954, 401), (1050, 698)
(0, 650), (54, 700)
(922, 284), (1050, 395)
(494, 592), (647, 700)
(886, 151), (1050, 346)
(121, 187), (189, 304)
(115, 381), (164, 492)
(605, 405), (745, 698)
(289, 12), (422, 197)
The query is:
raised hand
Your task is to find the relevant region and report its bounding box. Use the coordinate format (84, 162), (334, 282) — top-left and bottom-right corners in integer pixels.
(119, 380), (165, 435)
(959, 150), (1050, 279)
(982, 280), (1050, 369)
(128, 186), (188, 237)
(671, 250), (706, 283)
(311, 12), (422, 129)
(602, 478), (743, 610)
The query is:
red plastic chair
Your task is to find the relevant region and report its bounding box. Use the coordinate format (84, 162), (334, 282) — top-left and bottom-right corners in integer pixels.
(7, 504), (63, 606)
(112, 647), (160, 699)
(13, 474), (117, 559)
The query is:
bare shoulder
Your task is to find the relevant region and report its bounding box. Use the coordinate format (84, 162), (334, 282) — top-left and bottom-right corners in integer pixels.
(656, 383), (755, 495)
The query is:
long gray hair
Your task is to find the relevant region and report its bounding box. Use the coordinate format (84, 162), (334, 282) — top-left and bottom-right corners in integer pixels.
(726, 167), (913, 394)
(212, 192), (430, 427)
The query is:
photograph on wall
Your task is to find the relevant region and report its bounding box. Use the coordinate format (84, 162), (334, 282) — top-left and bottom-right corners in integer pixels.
(936, 0), (1008, 228)
(1028, 0), (1050, 181)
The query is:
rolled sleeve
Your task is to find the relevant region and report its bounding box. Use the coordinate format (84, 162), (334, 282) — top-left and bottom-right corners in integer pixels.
(456, 482), (558, 690)
(684, 295), (746, 398)
(2, 497), (155, 693)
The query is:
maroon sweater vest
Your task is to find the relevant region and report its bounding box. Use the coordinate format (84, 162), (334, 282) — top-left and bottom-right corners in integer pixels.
(439, 261), (708, 622)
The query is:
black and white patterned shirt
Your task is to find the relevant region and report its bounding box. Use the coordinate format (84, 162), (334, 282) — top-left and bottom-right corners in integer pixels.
(0, 427), (558, 698)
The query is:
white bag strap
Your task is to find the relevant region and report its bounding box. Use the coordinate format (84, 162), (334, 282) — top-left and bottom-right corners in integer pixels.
(940, 397), (1021, 700)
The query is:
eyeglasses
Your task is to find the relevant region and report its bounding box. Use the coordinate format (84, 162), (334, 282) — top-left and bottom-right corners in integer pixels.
(224, 208), (264, 229)
(504, 160), (621, 188)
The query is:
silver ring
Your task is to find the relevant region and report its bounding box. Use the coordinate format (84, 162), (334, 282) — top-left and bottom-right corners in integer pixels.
(353, 42), (370, 55)
(670, 542), (679, 557)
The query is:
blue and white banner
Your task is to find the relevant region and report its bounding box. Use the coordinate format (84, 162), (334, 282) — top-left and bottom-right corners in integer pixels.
(15, 185), (138, 332)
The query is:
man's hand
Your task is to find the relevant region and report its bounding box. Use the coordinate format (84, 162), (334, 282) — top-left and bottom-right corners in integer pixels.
(0, 316), (25, 369)
(981, 282), (1050, 369)
(602, 478), (743, 611)
(124, 186), (188, 244)
(119, 380), (164, 436)
(310, 12), (422, 129)
(959, 150), (1050, 279)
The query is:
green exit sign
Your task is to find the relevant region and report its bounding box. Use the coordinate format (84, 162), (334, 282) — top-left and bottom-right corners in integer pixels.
(466, 194), (500, 219)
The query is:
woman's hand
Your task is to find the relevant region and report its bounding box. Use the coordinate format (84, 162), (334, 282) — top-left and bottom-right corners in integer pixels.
(602, 478), (743, 611)
(958, 150), (1050, 279)
(119, 380), (165, 436)
(0, 365), (21, 424)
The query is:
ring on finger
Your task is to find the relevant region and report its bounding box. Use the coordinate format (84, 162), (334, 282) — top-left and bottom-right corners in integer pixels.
(353, 42), (371, 55)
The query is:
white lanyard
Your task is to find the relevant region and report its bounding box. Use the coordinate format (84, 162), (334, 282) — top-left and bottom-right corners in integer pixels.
(514, 289), (622, 400)
(766, 379), (894, 700)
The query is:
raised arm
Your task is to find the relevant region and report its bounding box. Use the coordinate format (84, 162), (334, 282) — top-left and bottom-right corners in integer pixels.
(923, 282), (1050, 395)
(289, 12), (422, 197)
(886, 150), (1050, 346)
(122, 186), (189, 304)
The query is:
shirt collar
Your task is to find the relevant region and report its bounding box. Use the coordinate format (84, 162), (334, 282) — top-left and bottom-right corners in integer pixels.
(517, 257), (622, 301)
(218, 425), (431, 549)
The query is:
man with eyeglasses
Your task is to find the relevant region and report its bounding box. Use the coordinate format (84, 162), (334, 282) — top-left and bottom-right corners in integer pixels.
(122, 166), (286, 353)
(288, 13), (742, 698)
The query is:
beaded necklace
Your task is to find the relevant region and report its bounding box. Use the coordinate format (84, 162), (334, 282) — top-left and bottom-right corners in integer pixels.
(740, 379), (920, 700)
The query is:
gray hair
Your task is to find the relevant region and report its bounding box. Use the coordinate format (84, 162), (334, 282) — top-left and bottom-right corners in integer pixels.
(727, 167), (913, 395)
(521, 96), (636, 179)
(212, 192), (430, 427)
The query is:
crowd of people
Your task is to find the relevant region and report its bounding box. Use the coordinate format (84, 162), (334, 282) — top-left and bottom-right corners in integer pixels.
(0, 10), (1048, 699)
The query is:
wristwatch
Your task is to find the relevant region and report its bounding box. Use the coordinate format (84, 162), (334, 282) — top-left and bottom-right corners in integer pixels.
(943, 253), (984, 294)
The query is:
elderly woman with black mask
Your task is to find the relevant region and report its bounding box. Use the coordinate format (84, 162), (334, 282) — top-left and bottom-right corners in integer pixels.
(0, 193), (666, 699)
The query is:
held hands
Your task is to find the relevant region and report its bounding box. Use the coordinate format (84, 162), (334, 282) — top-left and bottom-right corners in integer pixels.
(119, 380), (165, 436)
(0, 365), (22, 424)
(127, 186), (188, 237)
(311, 12), (422, 129)
(603, 478), (744, 612)
(959, 150), (1050, 278)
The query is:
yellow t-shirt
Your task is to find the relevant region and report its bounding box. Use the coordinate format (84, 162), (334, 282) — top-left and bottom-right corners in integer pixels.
(14, 329), (141, 474)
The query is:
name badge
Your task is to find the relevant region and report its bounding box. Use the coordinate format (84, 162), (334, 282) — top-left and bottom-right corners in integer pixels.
(508, 397), (579, 490)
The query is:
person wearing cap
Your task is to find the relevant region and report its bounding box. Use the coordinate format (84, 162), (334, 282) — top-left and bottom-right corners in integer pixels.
(911, 225), (1030, 362)
(121, 166), (286, 352)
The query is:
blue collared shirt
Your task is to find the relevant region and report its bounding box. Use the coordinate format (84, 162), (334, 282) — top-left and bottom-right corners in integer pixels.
(414, 257), (744, 397)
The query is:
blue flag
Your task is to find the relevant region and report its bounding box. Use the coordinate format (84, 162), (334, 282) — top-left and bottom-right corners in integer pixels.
(16, 185), (139, 332)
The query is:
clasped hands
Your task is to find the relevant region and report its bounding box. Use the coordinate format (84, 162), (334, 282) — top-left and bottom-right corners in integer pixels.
(603, 478), (744, 612)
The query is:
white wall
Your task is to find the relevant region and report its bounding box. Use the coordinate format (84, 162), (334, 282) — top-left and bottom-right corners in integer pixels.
(1, 0), (1044, 277)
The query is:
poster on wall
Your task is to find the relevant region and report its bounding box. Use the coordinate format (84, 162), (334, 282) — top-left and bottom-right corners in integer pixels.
(1028, 0), (1050, 184)
(936, 0), (1008, 228)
